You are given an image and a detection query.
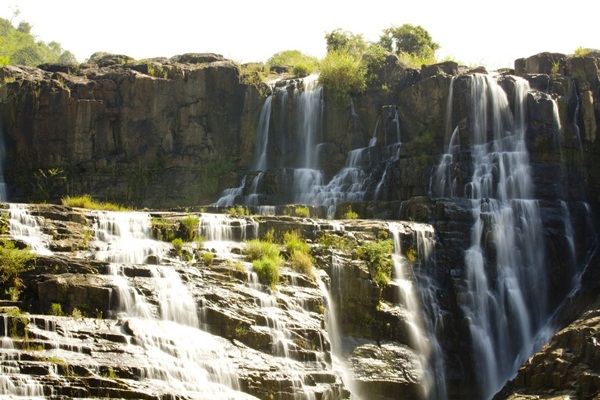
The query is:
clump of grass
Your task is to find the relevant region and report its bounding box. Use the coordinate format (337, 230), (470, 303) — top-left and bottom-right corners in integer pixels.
(293, 206), (310, 218)
(342, 206), (359, 219)
(283, 230), (310, 254)
(289, 250), (315, 280)
(172, 238), (184, 257)
(244, 239), (280, 261)
(252, 255), (281, 289)
(262, 227), (277, 243)
(179, 215), (199, 241)
(203, 252), (214, 266)
(227, 206), (250, 217)
(61, 195), (127, 211)
(49, 303), (64, 316)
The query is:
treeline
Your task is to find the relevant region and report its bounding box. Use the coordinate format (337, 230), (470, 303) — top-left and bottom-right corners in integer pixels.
(0, 16), (76, 67)
(241, 24), (442, 107)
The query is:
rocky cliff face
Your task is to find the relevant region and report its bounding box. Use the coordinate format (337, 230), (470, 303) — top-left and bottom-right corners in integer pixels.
(0, 50), (599, 399)
(0, 53), (247, 207)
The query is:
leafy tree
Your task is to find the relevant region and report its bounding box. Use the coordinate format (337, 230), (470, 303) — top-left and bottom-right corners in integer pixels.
(266, 50), (318, 77)
(325, 28), (368, 57)
(0, 16), (77, 66)
(379, 24), (439, 62)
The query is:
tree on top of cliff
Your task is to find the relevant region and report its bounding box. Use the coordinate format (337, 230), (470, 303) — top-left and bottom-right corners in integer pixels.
(378, 24), (439, 66)
(0, 12), (76, 67)
(324, 28), (369, 58)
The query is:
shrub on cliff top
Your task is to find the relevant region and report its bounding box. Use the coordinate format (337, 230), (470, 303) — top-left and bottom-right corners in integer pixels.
(318, 50), (367, 108)
(244, 239), (280, 262)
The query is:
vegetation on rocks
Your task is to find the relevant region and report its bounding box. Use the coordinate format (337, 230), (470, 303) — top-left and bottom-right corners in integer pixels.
(61, 195), (128, 211)
(0, 240), (35, 300)
(357, 239), (394, 288)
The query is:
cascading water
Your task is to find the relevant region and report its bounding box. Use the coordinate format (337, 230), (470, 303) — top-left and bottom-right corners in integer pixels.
(91, 210), (257, 398)
(8, 204), (52, 255)
(455, 74), (548, 398)
(388, 222), (447, 400)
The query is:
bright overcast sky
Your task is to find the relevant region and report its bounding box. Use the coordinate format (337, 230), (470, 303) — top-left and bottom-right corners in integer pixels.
(2, 0), (598, 71)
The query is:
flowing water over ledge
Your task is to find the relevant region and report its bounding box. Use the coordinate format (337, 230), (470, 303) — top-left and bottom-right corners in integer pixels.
(1, 204), (456, 399)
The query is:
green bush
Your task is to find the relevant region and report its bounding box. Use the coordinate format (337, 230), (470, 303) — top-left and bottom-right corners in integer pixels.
(289, 250), (315, 280)
(244, 239), (280, 261)
(203, 252), (214, 266)
(294, 206), (310, 218)
(283, 230), (310, 254)
(262, 227), (277, 243)
(252, 255), (281, 289)
(179, 215), (199, 241)
(172, 238), (184, 256)
(318, 50), (367, 108)
(226, 206), (250, 217)
(357, 239), (394, 287)
(49, 303), (64, 316)
(267, 50), (318, 75)
(0, 240), (35, 300)
(342, 206), (359, 220)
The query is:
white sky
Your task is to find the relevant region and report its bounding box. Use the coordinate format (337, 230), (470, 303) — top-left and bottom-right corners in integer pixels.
(1, 0), (598, 71)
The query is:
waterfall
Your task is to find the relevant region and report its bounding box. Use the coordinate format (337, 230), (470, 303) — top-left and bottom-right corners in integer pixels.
(91, 210), (253, 398)
(388, 222), (447, 400)
(0, 316), (46, 398)
(253, 95), (273, 172)
(8, 204), (52, 255)
(458, 74), (547, 398)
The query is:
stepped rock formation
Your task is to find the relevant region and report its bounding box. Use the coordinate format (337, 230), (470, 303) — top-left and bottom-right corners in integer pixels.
(0, 50), (599, 399)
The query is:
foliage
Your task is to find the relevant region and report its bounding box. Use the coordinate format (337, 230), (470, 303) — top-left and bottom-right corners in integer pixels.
(325, 28), (369, 57)
(342, 206), (359, 220)
(262, 227), (277, 243)
(318, 50), (367, 108)
(357, 239), (394, 287)
(0, 212), (9, 235)
(573, 47), (598, 57)
(0, 240), (35, 300)
(267, 50), (319, 76)
(71, 308), (83, 318)
(293, 206), (310, 218)
(362, 43), (391, 86)
(289, 250), (315, 280)
(239, 62), (267, 88)
(0, 16), (77, 67)
(32, 168), (66, 203)
(378, 24), (439, 63)
(283, 230), (310, 254)
(49, 303), (64, 316)
(406, 247), (417, 262)
(151, 218), (177, 242)
(172, 238), (184, 256)
(103, 367), (119, 379)
(179, 215), (199, 241)
(61, 195), (128, 211)
(244, 239), (280, 261)
(203, 252), (214, 266)
(316, 232), (355, 252)
(252, 255), (281, 289)
(226, 206), (250, 217)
